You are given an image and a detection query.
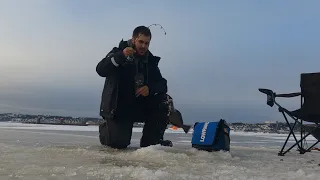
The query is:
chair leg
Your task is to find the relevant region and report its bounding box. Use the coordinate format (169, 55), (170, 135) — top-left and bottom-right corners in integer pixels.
(305, 141), (319, 152)
(300, 119), (304, 152)
(278, 120), (296, 156)
(303, 123), (320, 152)
(282, 130), (314, 155)
(278, 112), (320, 156)
(278, 111), (305, 156)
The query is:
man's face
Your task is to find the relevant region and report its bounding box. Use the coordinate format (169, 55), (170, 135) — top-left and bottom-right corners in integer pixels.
(133, 34), (151, 56)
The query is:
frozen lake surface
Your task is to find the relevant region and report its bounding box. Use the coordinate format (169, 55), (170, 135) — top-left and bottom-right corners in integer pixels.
(0, 122), (319, 180)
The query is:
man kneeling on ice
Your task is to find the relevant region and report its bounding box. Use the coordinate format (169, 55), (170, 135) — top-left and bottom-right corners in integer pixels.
(96, 25), (173, 149)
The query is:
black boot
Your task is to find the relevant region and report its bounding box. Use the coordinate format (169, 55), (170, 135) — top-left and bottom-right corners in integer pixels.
(159, 139), (173, 147)
(157, 124), (173, 147)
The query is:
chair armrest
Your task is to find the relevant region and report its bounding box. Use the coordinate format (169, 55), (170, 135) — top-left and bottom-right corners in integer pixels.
(276, 92), (301, 98)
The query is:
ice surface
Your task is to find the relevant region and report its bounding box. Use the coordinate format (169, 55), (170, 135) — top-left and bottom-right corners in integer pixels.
(0, 122), (186, 133)
(0, 122), (319, 180)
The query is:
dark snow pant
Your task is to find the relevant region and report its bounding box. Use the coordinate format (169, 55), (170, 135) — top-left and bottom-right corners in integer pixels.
(99, 94), (169, 149)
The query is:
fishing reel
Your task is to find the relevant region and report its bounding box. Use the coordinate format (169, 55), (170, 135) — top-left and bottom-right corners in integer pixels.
(126, 54), (135, 63)
(134, 73), (145, 91)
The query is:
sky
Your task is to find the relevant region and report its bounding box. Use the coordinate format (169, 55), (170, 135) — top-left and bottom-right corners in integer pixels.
(1, 0), (320, 123)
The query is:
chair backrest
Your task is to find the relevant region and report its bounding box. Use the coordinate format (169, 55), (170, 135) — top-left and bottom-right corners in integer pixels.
(300, 72), (320, 115)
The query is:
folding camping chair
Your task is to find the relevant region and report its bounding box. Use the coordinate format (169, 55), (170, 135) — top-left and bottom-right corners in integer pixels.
(259, 72), (320, 156)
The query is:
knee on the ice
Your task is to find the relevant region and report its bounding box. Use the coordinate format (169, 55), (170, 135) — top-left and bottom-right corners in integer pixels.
(99, 128), (131, 149)
(99, 132), (130, 149)
(108, 141), (130, 149)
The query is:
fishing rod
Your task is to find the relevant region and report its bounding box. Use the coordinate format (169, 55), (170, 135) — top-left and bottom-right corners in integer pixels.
(147, 23), (167, 36)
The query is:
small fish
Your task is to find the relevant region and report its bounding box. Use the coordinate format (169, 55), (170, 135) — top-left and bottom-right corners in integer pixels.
(166, 95), (191, 134)
(168, 109), (192, 134)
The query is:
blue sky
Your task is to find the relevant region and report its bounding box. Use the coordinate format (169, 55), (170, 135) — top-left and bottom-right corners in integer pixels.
(1, 0), (320, 123)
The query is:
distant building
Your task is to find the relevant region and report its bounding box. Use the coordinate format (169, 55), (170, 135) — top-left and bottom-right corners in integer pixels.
(264, 120), (277, 124)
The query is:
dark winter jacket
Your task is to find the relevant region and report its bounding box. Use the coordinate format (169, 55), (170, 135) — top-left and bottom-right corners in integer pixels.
(96, 39), (168, 119)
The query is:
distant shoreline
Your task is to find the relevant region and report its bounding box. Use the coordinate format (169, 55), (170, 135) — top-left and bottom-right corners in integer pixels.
(0, 112), (302, 134)
(21, 121), (89, 126)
